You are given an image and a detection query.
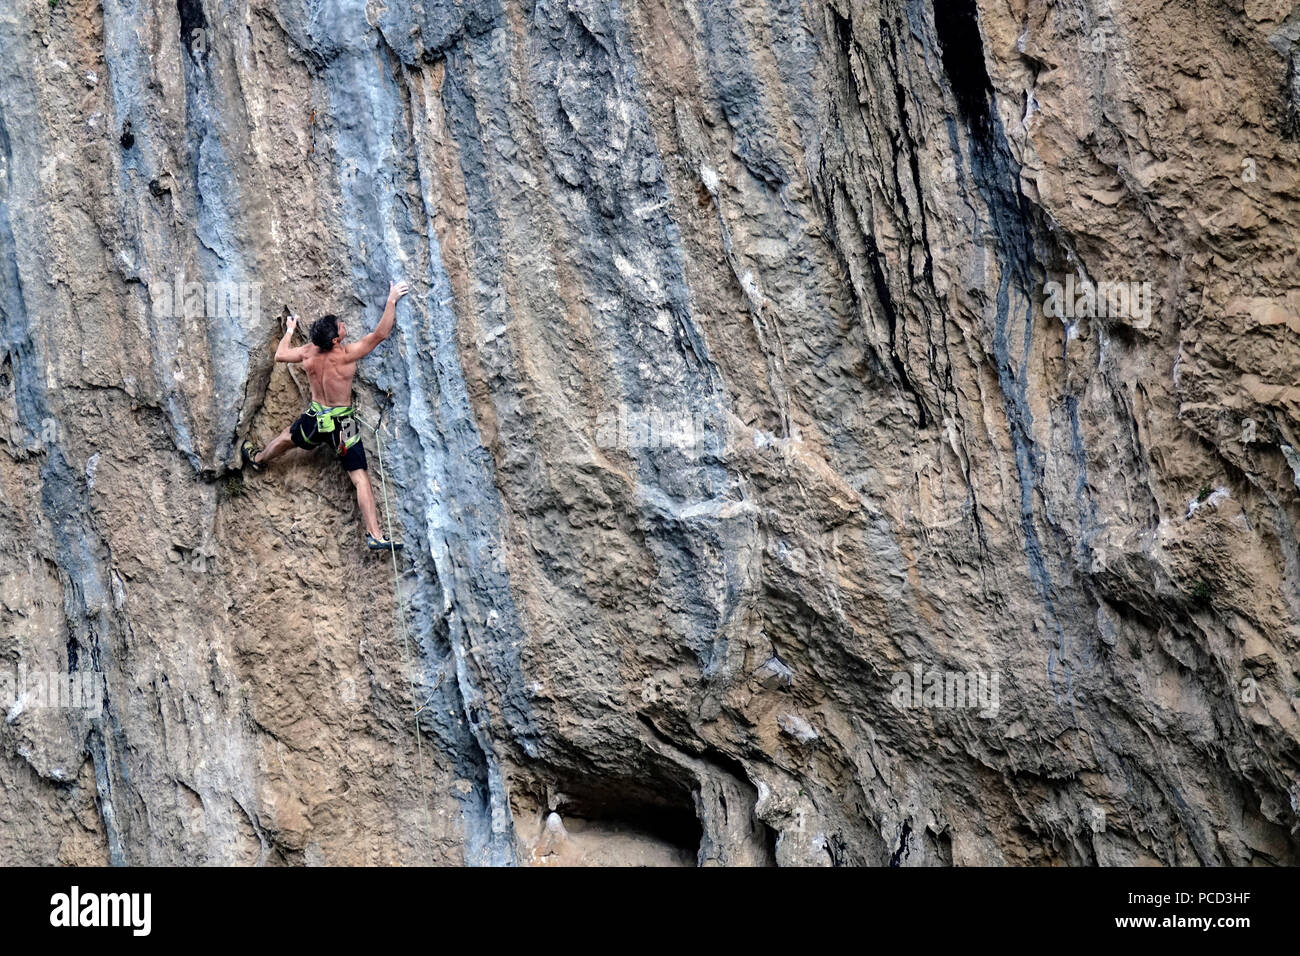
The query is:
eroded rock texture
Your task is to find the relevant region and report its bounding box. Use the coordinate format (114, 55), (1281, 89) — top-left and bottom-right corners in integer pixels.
(2, 0), (1299, 865)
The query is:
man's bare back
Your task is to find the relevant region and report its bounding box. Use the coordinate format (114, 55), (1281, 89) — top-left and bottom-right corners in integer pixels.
(302, 344), (359, 407)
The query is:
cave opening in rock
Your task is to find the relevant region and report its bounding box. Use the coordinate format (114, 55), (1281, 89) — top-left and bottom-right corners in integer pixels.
(529, 773), (704, 863)
(933, 0), (994, 136)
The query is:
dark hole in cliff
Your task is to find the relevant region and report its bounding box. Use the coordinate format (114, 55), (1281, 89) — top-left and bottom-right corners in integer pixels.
(888, 818), (912, 866)
(933, 0), (993, 136)
(119, 120), (134, 150)
(764, 816), (779, 860)
(541, 774), (703, 857)
(933, 0), (1047, 290)
(178, 0), (208, 60)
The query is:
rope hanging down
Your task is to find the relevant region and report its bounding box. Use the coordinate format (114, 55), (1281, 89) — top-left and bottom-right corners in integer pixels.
(359, 409), (439, 861)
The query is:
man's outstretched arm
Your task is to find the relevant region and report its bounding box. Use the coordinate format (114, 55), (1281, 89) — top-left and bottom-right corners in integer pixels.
(345, 282), (409, 361)
(274, 315), (308, 363)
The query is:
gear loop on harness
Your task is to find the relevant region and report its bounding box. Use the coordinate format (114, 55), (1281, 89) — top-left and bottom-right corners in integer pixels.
(301, 401), (362, 456)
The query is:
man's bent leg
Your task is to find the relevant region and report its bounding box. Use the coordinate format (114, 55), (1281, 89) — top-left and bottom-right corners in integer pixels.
(256, 425), (296, 465)
(348, 467), (384, 540)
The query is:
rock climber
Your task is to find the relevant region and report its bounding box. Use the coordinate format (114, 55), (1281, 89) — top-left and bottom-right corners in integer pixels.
(241, 281), (410, 552)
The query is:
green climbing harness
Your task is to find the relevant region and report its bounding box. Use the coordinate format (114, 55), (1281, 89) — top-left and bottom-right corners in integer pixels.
(303, 401), (361, 453)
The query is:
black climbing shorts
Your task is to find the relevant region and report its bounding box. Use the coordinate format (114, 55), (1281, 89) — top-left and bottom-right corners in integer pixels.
(289, 409), (368, 472)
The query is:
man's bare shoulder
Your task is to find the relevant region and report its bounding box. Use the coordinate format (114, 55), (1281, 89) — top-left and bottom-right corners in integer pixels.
(330, 344), (361, 367)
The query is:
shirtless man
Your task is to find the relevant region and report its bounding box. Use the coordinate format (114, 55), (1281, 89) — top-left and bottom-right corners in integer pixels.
(241, 281), (409, 552)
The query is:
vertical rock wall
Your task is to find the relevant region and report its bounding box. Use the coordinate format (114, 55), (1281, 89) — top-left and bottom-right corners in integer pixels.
(1, 0), (1298, 865)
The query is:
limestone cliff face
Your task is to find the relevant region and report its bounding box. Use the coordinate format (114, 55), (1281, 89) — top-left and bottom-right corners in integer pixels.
(2, 0), (1299, 866)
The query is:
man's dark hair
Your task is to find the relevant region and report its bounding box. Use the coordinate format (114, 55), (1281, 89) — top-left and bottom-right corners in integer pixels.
(310, 314), (340, 351)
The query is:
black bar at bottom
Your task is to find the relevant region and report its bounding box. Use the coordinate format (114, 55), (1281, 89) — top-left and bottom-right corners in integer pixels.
(1, 865), (1286, 943)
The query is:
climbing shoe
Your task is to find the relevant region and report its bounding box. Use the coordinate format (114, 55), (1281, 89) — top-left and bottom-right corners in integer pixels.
(241, 440), (264, 473)
(367, 534), (403, 552)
